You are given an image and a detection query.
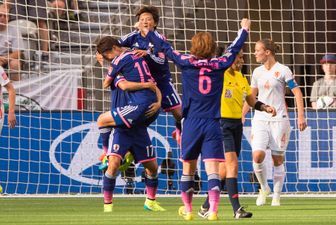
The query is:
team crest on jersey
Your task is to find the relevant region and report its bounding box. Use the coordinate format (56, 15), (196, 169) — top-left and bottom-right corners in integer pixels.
(224, 89), (233, 98)
(274, 71), (280, 78)
(113, 144), (120, 152)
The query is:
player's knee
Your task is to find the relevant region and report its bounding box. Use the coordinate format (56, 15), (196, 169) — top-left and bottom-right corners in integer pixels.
(252, 150), (266, 163)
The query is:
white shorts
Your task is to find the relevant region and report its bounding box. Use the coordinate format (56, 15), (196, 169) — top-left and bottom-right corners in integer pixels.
(251, 119), (291, 156)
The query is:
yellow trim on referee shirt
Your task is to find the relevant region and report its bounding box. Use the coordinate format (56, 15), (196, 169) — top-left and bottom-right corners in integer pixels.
(220, 69), (252, 119)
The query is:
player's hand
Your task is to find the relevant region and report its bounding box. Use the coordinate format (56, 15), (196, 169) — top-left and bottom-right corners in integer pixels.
(0, 56), (7, 66)
(134, 49), (148, 57)
(96, 52), (104, 66)
(264, 105), (277, 117)
(297, 116), (307, 131)
(145, 102), (161, 118)
(7, 111), (16, 129)
(240, 18), (251, 31)
(134, 22), (140, 30)
(144, 81), (156, 92)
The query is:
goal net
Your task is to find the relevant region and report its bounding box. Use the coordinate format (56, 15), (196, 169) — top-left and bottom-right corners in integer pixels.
(0, 0), (335, 195)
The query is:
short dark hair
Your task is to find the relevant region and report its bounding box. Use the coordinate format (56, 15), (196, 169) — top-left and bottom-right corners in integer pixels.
(136, 6), (160, 27)
(96, 36), (121, 54)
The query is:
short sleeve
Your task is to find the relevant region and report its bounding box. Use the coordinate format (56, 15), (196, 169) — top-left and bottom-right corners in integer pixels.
(283, 66), (294, 82)
(250, 70), (258, 88)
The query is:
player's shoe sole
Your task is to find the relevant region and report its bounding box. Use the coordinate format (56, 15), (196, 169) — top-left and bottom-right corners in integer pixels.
(178, 206), (193, 221)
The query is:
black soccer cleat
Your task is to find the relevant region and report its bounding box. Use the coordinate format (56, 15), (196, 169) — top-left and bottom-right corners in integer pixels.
(234, 206), (253, 219)
(197, 206), (209, 219)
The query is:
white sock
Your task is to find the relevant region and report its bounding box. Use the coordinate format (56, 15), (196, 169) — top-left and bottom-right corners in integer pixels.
(273, 164), (285, 197)
(253, 161), (269, 191)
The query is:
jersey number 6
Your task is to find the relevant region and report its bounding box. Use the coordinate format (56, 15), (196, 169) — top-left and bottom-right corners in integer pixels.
(198, 68), (212, 94)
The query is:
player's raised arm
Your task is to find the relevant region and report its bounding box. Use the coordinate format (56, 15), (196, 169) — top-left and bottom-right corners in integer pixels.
(217, 18), (250, 70)
(143, 29), (192, 68)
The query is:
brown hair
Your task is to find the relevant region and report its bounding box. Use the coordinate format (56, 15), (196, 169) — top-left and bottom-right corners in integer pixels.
(190, 32), (216, 59)
(257, 39), (281, 55)
(96, 36), (121, 54)
(136, 6), (160, 28)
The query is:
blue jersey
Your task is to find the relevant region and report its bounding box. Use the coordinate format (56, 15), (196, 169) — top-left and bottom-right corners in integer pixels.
(109, 75), (128, 110)
(147, 29), (248, 119)
(119, 30), (172, 83)
(107, 50), (157, 105)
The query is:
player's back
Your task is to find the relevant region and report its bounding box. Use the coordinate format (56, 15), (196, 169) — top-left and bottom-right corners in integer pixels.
(119, 31), (171, 83)
(110, 50), (157, 105)
(180, 58), (225, 119)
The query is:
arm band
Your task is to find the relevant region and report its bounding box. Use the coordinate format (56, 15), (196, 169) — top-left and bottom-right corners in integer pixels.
(254, 101), (265, 111)
(287, 79), (298, 90)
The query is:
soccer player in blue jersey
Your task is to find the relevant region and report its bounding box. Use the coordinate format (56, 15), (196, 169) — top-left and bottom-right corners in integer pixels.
(96, 37), (161, 154)
(119, 5), (183, 143)
(96, 37), (165, 212)
(140, 18), (251, 221)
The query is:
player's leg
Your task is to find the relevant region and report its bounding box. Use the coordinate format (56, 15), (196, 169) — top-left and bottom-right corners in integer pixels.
(223, 120), (252, 218)
(251, 120), (271, 206)
(103, 129), (130, 212)
(170, 108), (182, 145)
(203, 160), (221, 221)
(142, 160), (166, 211)
(271, 154), (284, 206)
(200, 119), (225, 221)
(198, 162), (225, 218)
(97, 111), (116, 171)
(270, 120), (291, 206)
(158, 80), (182, 145)
(179, 160), (197, 221)
(103, 155), (121, 212)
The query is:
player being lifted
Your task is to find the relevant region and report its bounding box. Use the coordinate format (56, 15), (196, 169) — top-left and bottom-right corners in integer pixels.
(244, 39), (307, 206)
(119, 5), (182, 143)
(96, 37), (165, 212)
(140, 18), (251, 220)
(197, 48), (276, 219)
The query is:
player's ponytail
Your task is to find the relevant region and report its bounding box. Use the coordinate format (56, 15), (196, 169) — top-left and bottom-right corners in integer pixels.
(257, 39), (281, 56)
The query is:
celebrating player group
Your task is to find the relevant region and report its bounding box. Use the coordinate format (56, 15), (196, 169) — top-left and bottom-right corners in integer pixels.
(95, 4), (307, 221)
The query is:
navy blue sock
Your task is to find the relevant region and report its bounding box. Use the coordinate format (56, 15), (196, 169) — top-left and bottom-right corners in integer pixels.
(99, 126), (112, 153)
(202, 195), (210, 209)
(180, 175), (194, 192)
(103, 173), (116, 192)
(226, 177), (241, 212)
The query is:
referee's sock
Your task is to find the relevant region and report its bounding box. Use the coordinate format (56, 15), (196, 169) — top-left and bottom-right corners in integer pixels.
(226, 177), (241, 212)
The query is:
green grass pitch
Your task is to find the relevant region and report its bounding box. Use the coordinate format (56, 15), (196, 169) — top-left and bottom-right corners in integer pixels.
(0, 197), (335, 225)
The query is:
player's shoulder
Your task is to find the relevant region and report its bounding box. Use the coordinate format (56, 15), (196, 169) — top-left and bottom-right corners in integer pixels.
(252, 64), (264, 76)
(120, 30), (140, 42)
(275, 62), (291, 72)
